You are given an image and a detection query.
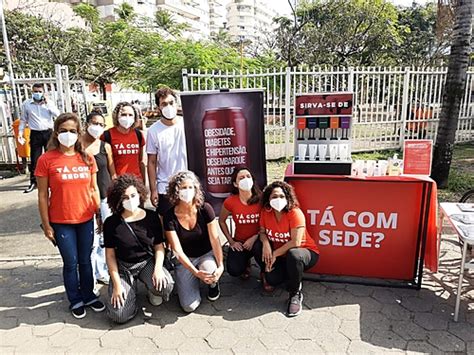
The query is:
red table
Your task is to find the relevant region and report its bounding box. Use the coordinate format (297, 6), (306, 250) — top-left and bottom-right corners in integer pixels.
(285, 164), (438, 288)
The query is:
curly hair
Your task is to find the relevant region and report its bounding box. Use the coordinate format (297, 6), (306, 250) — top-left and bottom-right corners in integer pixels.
(107, 174), (148, 215)
(230, 166), (261, 205)
(261, 181), (299, 213)
(166, 170), (205, 208)
(112, 102), (140, 128)
(155, 86), (177, 106)
(47, 113), (92, 166)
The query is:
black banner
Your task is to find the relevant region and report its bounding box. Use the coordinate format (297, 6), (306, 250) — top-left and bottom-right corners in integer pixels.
(181, 90), (267, 213)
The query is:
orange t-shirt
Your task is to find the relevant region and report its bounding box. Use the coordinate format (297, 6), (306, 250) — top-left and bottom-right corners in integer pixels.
(103, 127), (145, 178)
(223, 194), (261, 242)
(35, 150), (98, 224)
(260, 207), (319, 254)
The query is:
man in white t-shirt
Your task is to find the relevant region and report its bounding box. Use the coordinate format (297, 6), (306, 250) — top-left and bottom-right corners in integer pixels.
(147, 87), (188, 216)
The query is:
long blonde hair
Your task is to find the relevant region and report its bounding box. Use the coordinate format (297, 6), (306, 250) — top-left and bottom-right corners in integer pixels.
(47, 112), (92, 166)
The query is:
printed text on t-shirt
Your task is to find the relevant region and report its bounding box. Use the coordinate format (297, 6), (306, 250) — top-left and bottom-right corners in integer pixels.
(114, 143), (140, 155)
(56, 165), (91, 180)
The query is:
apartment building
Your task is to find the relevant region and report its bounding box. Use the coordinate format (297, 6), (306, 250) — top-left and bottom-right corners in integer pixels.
(59, 0), (214, 40)
(156, 0), (210, 39)
(208, 0), (226, 36)
(225, 0), (277, 43)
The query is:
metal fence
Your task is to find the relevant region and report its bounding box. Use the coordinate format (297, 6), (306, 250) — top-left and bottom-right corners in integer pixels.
(182, 66), (474, 159)
(0, 65), (88, 164)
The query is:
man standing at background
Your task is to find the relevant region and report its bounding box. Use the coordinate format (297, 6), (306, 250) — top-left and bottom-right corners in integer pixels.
(18, 83), (60, 193)
(147, 87), (187, 216)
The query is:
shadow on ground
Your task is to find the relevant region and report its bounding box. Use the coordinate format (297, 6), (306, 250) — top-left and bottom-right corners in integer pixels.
(0, 236), (472, 354)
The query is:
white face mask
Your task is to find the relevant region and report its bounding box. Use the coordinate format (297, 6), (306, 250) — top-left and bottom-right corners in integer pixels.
(118, 116), (135, 129)
(270, 197), (287, 212)
(57, 132), (78, 148)
(161, 105), (177, 120)
(123, 195), (140, 212)
(179, 188), (195, 203)
(238, 177), (253, 192)
(87, 124), (104, 139)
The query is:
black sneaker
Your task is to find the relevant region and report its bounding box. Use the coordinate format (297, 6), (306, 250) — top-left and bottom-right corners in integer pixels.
(71, 306), (86, 319)
(88, 300), (106, 312)
(207, 283), (220, 301)
(24, 183), (37, 194)
(286, 291), (303, 317)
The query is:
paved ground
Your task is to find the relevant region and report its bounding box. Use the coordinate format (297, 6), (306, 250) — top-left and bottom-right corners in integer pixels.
(0, 175), (473, 354)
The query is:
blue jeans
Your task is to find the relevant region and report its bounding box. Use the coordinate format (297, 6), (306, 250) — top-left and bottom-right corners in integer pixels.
(51, 219), (98, 310)
(91, 198), (112, 282)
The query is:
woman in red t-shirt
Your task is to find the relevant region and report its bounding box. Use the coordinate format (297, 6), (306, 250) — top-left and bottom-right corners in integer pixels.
(35, 113), (105, 319)
(102, 102), (146, 182)
(219, 167), (263, 280)
(257, 181), (320, 317)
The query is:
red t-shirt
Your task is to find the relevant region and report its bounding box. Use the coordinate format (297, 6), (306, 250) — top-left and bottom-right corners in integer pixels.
(223, 194), (261, 242)
(259, 207), (319, 254)
(35, 150), (98, 224)
(103, 127), (145, 178)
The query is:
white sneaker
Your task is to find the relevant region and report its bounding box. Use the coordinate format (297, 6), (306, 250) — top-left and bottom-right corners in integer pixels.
(148, 290), (163, 306)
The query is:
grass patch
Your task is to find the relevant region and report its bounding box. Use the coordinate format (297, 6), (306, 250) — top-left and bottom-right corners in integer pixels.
(352, 149), (401, 161)
(266, 157), (292, 182)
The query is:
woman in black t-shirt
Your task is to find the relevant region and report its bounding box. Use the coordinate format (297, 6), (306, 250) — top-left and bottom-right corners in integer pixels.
(103, 174), (174, 323)
(163, 170), (224, 312)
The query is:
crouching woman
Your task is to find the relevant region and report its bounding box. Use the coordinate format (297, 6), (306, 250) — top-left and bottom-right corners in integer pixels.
(256, 181), (320, 317)
(103, 174), (174, 323)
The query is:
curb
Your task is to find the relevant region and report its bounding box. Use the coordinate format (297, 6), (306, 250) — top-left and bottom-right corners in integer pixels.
(0, 255), (62, 262)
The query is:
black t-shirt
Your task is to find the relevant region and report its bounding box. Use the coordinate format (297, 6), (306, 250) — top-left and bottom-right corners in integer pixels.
(163, 202), (215, 258)
(103, 209), (164, 263)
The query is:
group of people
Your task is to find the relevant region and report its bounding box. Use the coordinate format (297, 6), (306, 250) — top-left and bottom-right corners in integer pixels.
(20, 84), (319, 323)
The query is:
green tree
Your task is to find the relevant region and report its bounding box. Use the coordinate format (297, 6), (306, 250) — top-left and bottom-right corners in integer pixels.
(73, 3), (157, 99)
(153, 9), (189, 38)
(394, 2), (451, 66)
(274, 0), (402, 66)
(1, 10), (90, 75)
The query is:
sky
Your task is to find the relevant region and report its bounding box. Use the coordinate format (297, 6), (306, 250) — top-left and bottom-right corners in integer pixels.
(272, 0), (431, 16)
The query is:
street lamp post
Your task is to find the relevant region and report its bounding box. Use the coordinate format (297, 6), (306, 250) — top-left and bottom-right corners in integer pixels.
(239, 35), (244, 73)
(0, 0), (19, 120)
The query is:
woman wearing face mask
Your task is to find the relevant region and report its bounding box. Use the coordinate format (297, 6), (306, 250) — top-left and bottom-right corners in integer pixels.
(103, 174), (174, 324)
(102, 102), (146, 182)
(218, 167), (266, 282)
(35, 113), (105, 319)
(257, 181), (319, 317)
(163, 171), (223, 313)
(82, 111), (116, 286)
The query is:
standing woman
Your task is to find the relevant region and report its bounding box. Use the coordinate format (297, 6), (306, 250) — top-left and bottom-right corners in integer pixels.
(164, 171), (224, 313)
(102, 102), (146, 182)
(82, 111), (116, 285)
(103, 174), (174, 324)
(35, 113), (105, 319)
(257, 181), (319, 317)
(218, 167), (264, 281)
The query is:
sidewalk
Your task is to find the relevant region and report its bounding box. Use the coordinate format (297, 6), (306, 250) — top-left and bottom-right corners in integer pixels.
(0, 175), (473, 354)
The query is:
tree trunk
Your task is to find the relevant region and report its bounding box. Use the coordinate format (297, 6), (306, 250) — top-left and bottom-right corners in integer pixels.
(431, 0), (473, 188)
(99, 81), (107, 101)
